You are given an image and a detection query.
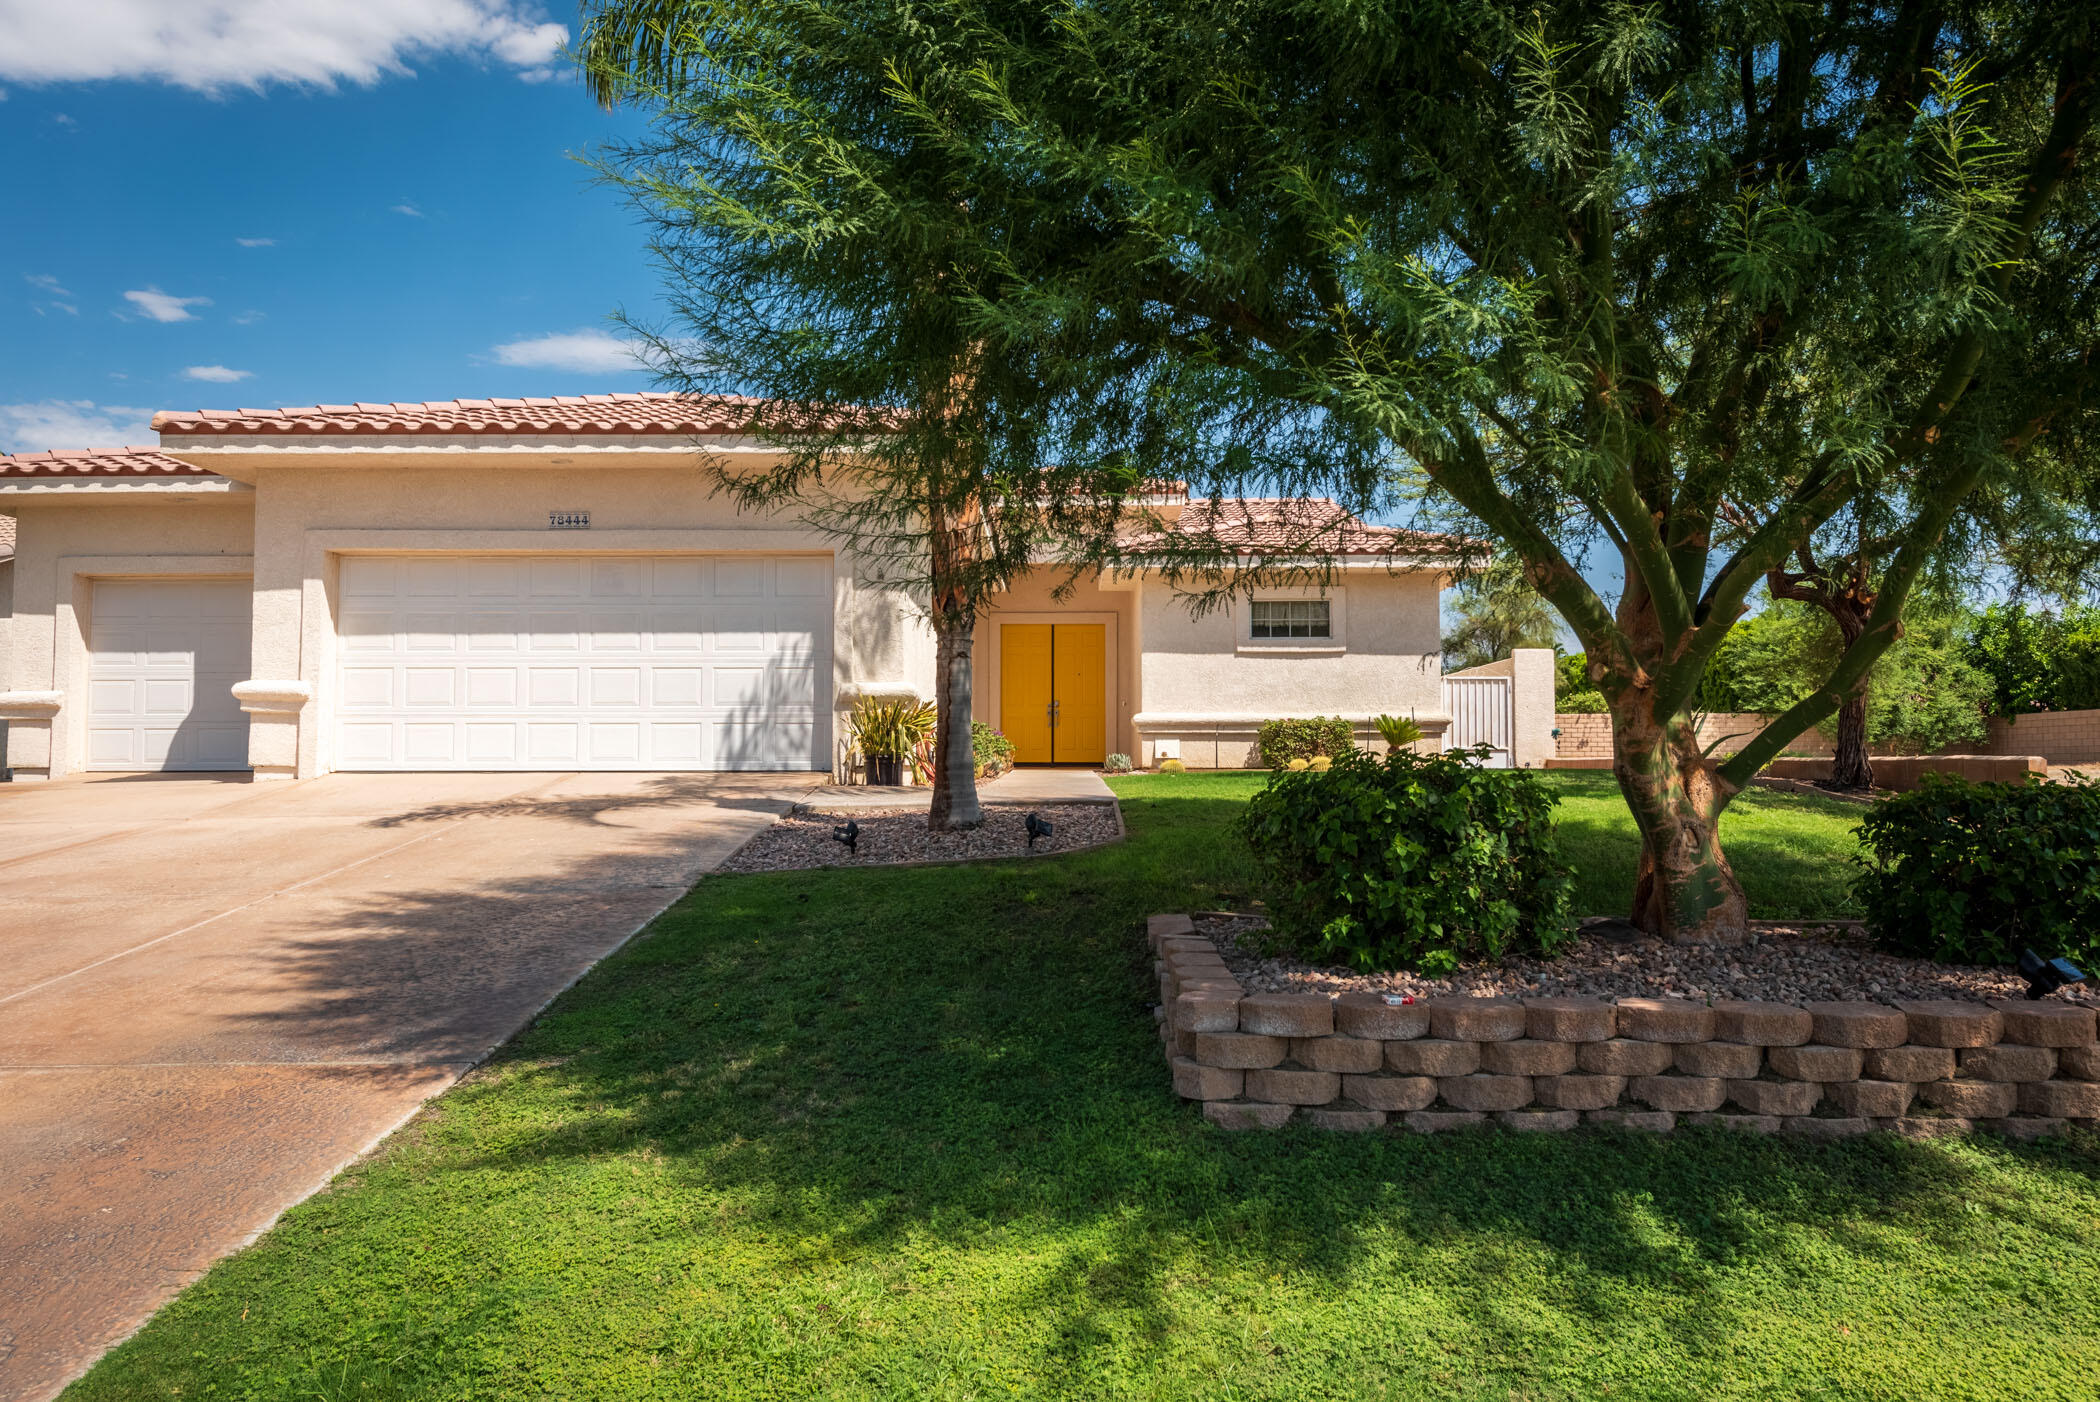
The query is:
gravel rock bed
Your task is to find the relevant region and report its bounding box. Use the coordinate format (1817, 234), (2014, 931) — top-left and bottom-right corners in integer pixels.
(1197, 914), (2100, 1008)
(719, 803), (1120, 873)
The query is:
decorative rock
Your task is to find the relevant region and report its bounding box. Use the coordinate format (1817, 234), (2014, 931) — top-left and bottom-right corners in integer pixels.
(1172, 993), (1242, 1033)
(1239, 993), (1334, 1038)
(1386, 1038), (1481, 1077)
(1173, 1028), (1198, 1059)
(1885, 1116), (1972, 1140)
(1991, 1000), (2098, 1048)
(1303, 1107), (1387, 1132)
(1426, 996), (1527, 1042)
(1986, 1116), (2067, 1141)
(1402, 1110), (1488, 1133)
(1244, 1067), (1342, 1105)
(1804, 1001), (1909, 1049)
(1822, 1080), (1915, 1118)
(1479, 1038), (1578, 1076)
(1675, 1041), (1763, 1079)
(1203, 1101), (1294, 1130)
(1768, 1044), (1864, 1082)
(1290, 1035), (1385, 1074)
(1783, 1116), (1872, 1138)
(1522, 996), (1616, 1043)
(2058, 1044), (2100, 1081)
(1577, 1038), (1676, 1077)
(1628, 1075), (1728, 1112)
(1711, 1000), (1812, 1046)
(1863, 1045), (1956, 1082)
(1687, 1112), (1781, 1133)
(1148, 912), (1196, 944)
(1532, 1074), (1626, 1111)
(1342, 1074), (1438, 1113)
(1896, 1000), (2004, 1048)
(1192, 1031), (1288, 1069)
(2017, 1080), (2100, 1118)
(1957, 1045), (2057, 1083)
(1437, 1074), (1534, 1112)
(1916, 1079), (2016, 1118)
(1585, 1109), (1675, 1132)
(1171, 1057), (1244, 1102)
(1615, 997), (1716, 1043)
(1499, 1109), (1580, 1132)
(1727, 1079), (1822, 1116)
(1334, 991), (1430, 1041)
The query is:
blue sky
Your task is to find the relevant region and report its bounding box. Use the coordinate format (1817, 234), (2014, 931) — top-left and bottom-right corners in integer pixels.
(2, 2), (667, 454)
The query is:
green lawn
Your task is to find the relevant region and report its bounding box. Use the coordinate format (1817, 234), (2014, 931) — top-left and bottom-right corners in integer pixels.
(70, 774), (2100, 1401)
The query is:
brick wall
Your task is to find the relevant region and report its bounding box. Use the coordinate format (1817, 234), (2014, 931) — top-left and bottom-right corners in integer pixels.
(1555, 706), (2100, 767)
(1150, 914), (2098, 1137)
(1553, 712), (1832, 761)
(1988, 709), (2100, 766)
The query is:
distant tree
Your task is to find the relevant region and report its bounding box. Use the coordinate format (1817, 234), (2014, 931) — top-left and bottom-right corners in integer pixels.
(1965, 603), (2100, 714)
(1441, 560), (1562, 671)
(1556, 652), (1607, 713)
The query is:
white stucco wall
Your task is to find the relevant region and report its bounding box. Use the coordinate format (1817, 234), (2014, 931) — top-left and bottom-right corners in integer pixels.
(1133, 569), (1447, 767)
(0, 494), (257, 779)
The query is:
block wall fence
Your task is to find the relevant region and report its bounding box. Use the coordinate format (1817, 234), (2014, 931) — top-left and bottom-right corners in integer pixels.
(1150, 914), (2100, 1138)
(1553, 707), (2100, 768)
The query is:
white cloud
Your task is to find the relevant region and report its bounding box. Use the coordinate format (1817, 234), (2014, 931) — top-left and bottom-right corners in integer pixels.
(25, 273), (70, 295)
(0, 2), (567, 94)
(123, 286), (212, 322)
(51, 111), (75, 126)
(0, 399), (155, 454)
(183, 364), (252, 383)
(235, 236), (274, 247)
(232, 309), (266, 325)
(488, 329), (647, 375)
(390, 202), (424, 218)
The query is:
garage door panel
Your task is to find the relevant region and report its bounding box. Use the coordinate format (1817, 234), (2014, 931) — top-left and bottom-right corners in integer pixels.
(332, 554), (831, 771)
(88, 578), (252, 772)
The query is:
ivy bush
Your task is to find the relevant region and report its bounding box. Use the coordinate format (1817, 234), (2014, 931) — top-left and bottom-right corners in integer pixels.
(1855, 774), (2100, 968)
(1236, 746), (1575, 973)
(1256, 715), (1355, 769)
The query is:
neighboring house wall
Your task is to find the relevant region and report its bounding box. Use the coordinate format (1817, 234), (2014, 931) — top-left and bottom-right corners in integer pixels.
(1, 497), (256, 780)
(1, 544), (12, 776)
(1134, 570), (1446, 767)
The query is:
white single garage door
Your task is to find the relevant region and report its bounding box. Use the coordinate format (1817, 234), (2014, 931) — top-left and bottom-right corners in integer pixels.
(333, 554), (832, 771)
(87, 578), (252, 771)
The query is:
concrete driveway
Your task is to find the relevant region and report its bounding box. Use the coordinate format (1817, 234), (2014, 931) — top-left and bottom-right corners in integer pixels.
(0, 770), (815, 1402)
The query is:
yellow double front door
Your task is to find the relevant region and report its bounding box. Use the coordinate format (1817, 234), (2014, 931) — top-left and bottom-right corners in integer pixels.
(999, 623), (1106, 765)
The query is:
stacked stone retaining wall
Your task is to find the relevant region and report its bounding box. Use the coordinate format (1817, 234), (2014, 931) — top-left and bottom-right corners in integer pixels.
(1150, 914), (2099, 1138)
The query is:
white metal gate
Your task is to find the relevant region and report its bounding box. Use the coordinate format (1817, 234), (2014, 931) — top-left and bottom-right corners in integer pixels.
(1441, 675), (1513, 767)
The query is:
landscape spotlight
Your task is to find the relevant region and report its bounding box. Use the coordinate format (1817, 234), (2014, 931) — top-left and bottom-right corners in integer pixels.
(1025, 812), (1054, 849)
(832, 819), (859, 854)
(2018, 948), (2087, 1000)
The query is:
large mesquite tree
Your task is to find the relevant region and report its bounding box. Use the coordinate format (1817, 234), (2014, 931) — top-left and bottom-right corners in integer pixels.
(579, 1), (1143, 830)
(958, 1), (2100, 940)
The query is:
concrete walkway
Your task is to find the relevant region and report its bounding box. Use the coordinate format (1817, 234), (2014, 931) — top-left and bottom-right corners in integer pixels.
(799, 765), (1117, 810)
(0, 770), (818, 1402)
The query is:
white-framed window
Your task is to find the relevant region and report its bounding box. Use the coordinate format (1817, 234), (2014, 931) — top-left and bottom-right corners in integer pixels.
(1249, 599), (1331, 640)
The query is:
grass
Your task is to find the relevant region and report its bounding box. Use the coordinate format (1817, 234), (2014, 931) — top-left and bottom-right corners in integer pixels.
(69, 774), (2100, 1400)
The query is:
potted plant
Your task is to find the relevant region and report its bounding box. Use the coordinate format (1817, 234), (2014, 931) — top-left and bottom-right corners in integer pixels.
(850, 697), (936, 786)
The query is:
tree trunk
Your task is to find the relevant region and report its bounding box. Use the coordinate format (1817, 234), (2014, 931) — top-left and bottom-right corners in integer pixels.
(1830, 687), (1873, 789)
(927, 611), (984, 832)
(1613, 702), (1749, 945)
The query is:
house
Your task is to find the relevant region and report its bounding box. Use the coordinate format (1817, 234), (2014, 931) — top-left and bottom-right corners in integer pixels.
(0, 393), (1489, 782)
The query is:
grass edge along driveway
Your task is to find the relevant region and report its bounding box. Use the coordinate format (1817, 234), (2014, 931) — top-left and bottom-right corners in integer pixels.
(67, 773), (2100, 1401)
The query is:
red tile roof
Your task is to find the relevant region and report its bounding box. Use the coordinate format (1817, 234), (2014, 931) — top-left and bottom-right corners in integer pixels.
(152, 392), (769, 437)
(1155, 497), (1466, 556)
(0, 447), (218, 477)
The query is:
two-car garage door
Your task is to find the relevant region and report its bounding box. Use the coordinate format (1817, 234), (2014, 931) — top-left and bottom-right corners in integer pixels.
(333, 554), (832, 771)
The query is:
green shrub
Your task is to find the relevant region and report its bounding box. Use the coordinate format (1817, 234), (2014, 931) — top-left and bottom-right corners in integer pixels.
(1256, 715), (1355, 769)
(1236, 746), (1575, 973)
(1854, 773), (2100, 968)
(1965, 603), (2100, 714)
(971, 721), (1015, 778)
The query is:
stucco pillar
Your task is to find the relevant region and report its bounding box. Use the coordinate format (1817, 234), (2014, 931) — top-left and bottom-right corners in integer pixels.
(0, 691), (62, 780)
(233, 681), (311, 780)
(1509, 648), (1557, 768)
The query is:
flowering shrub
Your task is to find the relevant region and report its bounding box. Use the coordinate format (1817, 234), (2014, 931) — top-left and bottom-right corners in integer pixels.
(972, 722), (1016, 779)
